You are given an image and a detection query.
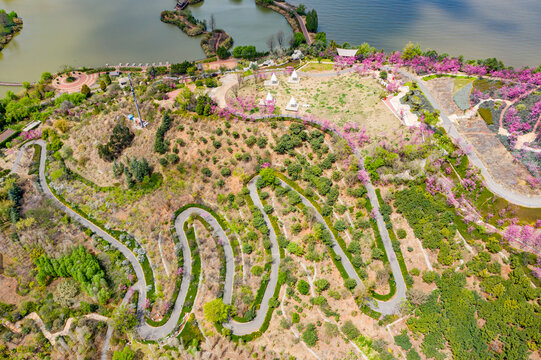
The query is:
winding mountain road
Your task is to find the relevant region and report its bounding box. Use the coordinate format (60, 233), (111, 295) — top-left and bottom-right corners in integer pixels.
(22, 116), (408, 345)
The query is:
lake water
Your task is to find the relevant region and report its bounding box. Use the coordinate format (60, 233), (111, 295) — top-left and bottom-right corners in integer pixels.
(1, 0), (540, 97)
(289, 0), (541, 68)
(0, 0), (291, 96)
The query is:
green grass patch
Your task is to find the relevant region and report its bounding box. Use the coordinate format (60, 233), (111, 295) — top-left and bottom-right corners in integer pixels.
(478, 107), (493, 125)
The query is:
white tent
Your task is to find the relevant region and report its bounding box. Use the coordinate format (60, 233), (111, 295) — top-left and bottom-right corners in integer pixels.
(288, 70), (300, 84)
(259, 91), (274, 105)
(264, 72), (279, 87)
(336, 48), (358, 57)
(285, 96), (299, 111)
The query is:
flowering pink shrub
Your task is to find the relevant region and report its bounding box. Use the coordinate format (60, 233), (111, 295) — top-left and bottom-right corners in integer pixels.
(425, 176), (442, 195)
(462, 64), (488, 76)
(20, 129), (42, 140)
(357, 169), (369, 184)
(386, 81), (400, 93)
(333, 55), (356, 70)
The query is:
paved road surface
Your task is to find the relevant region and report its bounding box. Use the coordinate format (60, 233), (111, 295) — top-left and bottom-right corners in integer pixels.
(26, 114), (408, 345)
(274, 2), (313, 46)
(223, 178), (281, 335)
(393, 68), (541, 208)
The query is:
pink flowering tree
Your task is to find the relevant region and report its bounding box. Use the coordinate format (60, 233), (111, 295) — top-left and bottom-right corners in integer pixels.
(357, 169), (369, 184)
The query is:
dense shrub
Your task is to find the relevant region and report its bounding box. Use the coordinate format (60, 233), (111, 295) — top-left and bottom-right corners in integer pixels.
(394, 186), (456, 251)
(341, 320), (360, 340)
(394, 330), (412, 350)
(297, 279), (310, 295)
(34, 246), (111, 304)
(154, 112), (173, 154)
(97, 124), (134, 162)
(302, 323), (318, 347)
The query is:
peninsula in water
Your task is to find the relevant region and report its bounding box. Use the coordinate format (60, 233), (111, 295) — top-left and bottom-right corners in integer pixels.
(0, 10), (22, 51)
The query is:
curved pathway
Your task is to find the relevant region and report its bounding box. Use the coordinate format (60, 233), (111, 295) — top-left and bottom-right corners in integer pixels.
(223, 178), (280, 335)
(274, 2), (313, 46)
(23, 117), (408, 344)
(393, 68), (541, 208)
(2, 312), (108, 346)
(26, 140), (281, 340)
(276, 178), (406, 313)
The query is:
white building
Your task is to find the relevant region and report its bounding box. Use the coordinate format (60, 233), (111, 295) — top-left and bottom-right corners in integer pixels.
(336, 48), (358, 58)
(264, 73), (279, 87)
(285, 96), (299, 111)
(288, 70), (300, 84)
(259, 91), (274, 105)
(118, 77), (129, 88)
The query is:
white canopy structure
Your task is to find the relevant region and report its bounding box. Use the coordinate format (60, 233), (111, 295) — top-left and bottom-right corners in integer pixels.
(264, 72), (279, 87)
(259, 91), (274, 105)
(336, 48), (358, 57)
(285, 96), (299, 111)
(288, 70), (300, 84)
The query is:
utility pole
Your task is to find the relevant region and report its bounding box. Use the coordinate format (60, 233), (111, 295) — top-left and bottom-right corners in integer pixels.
(128, 73), (144, 128)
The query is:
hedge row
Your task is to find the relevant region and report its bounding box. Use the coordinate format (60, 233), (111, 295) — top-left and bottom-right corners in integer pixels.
(274, 173), (351, 279)
(364, 199), (397, 300)
(375, 189), (411, 289)
(233, 187), (273, 323)
(173, 202), (240, 257)
(229, 189), (285, 342)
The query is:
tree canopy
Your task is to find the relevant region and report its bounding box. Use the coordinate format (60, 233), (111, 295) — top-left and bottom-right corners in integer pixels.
(203, 298), (230, 323)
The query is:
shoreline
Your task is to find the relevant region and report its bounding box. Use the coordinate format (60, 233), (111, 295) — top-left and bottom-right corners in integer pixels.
(0, 18), (23, 52)
(256, 0), (302, 34)
(160, 7), (233, 57)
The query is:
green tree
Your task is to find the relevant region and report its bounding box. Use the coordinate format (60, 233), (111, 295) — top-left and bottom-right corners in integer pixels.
(402, 42), (422, 60)
(259, 168), (275, 185)
(203, 298), (230, 323)
(112, 306), (137, 334)
(302, 323), (318, 346)
(112, 346), (135, 360)
(297, 279), (310, 295)
(216, 46), (230, 59)
(81, 84), (91, 97)
(305, 10), (318, 32)
(292, 32), (306, 48)
(100, 80), (107, 91)
(341, 320), (360, 340)
(314, 278), (330, 293)
(394, 330), (412, 350)
(344, 278), (357, 290)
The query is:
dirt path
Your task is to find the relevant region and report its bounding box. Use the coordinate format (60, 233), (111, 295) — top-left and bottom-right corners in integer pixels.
(2, 312), (108, 346)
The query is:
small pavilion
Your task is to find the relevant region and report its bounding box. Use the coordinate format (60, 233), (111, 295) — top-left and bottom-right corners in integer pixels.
(259, 91), (274, 106)
(288, 70), (300, 84)
(285, 96), (299, 111)
(264, 72), (279, 87)
(336, 48), (358, 58)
